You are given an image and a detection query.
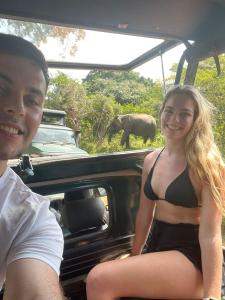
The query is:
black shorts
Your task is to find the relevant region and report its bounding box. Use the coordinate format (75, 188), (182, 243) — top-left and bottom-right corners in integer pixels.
(146, 219), (202, 272)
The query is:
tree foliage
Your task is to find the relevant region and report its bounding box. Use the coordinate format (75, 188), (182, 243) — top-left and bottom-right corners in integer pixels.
(80, 94), (122, 153)
(46, 70), (163, 153)
(0, 18), (85, 56)
(195, 55), (225, 156)
(83, 70), (157, 105)
(46, 72), (87, 131)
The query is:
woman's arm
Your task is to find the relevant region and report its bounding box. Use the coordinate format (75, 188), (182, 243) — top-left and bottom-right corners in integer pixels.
(199, 183), (223, 299)
(131, 153), (156, 256)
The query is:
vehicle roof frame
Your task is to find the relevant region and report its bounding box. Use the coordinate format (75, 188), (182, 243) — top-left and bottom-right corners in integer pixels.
(0, 0), (225, 85)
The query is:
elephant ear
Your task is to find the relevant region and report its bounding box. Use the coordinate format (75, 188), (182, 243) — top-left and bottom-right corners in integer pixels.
(120, 114), (130, 126)
(114, 115), (122, 125)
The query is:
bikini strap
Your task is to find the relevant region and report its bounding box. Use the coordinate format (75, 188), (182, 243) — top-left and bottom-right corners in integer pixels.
(150, 147), (165, 173)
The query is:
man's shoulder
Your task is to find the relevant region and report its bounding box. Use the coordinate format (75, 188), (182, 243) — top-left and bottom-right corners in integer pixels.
(2, 167), (49, 214)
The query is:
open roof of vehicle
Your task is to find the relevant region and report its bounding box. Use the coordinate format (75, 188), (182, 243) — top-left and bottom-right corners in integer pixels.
(0, 0), (225, 72)
(0, 0), (225, 40)
(0, 0), (224, 40)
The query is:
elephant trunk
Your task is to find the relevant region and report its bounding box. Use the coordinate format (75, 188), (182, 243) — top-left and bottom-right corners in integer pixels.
(107, 126), (113, 143)
(149, 124), (156, 140)
(107, 118), (122, 143)
(108, 133), (112, 143)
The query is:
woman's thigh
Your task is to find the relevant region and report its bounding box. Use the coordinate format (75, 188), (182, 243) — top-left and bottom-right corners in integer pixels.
(87, 250), (203, 299)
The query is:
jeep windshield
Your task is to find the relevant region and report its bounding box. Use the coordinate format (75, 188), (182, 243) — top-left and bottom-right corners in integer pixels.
(33, 127), (76, 145)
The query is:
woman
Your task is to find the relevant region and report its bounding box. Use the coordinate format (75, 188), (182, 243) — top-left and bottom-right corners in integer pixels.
(86, 85), (225, 300)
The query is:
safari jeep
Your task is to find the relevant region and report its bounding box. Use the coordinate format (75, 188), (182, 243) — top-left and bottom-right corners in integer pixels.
(0, 1), (225, 299)
(26, 109), (88, 157)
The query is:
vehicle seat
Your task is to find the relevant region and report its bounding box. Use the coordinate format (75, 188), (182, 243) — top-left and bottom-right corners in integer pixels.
(61, 189), (107, 237)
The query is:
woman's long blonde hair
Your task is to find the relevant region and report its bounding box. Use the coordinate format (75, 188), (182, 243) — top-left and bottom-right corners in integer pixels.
(161, 85), (225, 213)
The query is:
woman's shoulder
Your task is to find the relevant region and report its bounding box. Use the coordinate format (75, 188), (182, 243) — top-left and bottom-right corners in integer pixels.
(143, 148), (163, 172)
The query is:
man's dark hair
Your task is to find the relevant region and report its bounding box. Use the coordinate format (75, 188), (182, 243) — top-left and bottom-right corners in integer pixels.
(0, 33), (49, 85)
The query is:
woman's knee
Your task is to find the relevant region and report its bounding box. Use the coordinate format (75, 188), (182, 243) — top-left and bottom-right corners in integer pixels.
(86, 262), (112, 293)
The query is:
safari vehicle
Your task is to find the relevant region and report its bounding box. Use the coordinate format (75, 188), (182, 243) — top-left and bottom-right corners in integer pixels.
(1, 0), (225, 299)
(26, 109), (88, 157)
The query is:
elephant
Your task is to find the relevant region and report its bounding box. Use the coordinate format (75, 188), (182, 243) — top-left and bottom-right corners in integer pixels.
(107, 113), (156, 148)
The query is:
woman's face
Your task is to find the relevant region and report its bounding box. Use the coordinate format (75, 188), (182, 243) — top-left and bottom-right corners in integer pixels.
(160, 94), (195, 141)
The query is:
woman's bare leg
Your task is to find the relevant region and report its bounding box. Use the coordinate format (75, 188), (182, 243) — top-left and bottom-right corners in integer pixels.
(86, 250), (203, 300)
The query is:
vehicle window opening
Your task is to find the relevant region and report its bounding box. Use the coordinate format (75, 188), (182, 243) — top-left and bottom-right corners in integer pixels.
(49, 187), (109, 238)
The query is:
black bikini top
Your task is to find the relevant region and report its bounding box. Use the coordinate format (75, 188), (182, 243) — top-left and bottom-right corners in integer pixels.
(144, 149), (199, 208)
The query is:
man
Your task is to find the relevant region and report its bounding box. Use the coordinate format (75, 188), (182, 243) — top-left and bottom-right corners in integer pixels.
(0, 33), (64, 299)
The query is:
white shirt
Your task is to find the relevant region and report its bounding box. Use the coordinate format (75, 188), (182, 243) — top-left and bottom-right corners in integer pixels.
(0, 167), (64, 290)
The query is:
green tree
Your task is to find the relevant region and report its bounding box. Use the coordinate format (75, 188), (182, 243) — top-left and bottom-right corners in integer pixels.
(0, 18), (85, 56)
(80, 94), (121, 153)
(120, 80), (163, 117)
(83, 70), (156, 105)
(195, 55), (225, 156)
(46, 72), (87, 131)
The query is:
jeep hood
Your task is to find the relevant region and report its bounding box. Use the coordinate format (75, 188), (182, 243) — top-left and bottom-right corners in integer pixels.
(29, 143), (88, 157)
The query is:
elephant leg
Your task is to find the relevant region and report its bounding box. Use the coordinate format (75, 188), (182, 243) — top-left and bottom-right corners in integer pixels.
(143, 137), (148, 144)
(121, 131), (130, 148)
(126, 135), (130, 148)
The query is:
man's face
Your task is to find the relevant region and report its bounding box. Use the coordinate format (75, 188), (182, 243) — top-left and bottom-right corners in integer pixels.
(0, 53), (46, 160)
